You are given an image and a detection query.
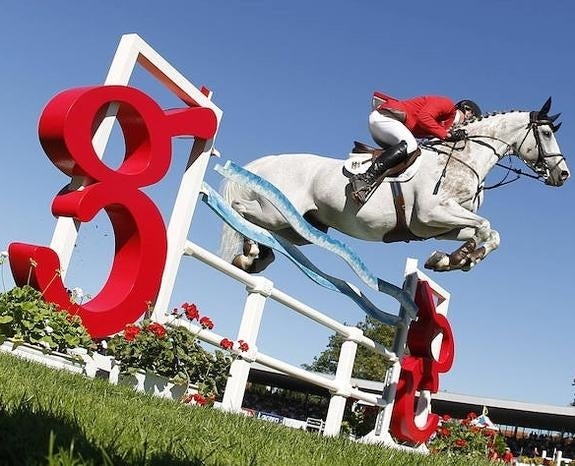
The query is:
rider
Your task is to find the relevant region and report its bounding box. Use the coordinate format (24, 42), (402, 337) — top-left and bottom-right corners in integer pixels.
(350, 93), (482, 202)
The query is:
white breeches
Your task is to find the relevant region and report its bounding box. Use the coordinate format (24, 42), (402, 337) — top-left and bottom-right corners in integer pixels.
(368, 110), (418, 153)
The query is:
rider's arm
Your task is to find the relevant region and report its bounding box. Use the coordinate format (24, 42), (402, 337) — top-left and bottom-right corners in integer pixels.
(416, 97), (457, 139)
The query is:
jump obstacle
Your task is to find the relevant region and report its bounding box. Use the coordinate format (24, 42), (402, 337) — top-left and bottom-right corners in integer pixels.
(5, 34), (455, 450)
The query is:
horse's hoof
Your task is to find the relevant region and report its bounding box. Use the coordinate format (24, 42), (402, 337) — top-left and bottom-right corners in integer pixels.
(425, 251), (450, 271)
(461, 262), (474, 272)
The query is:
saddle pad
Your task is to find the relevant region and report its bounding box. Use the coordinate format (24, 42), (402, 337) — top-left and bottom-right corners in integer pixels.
(343, 153), (421, 182)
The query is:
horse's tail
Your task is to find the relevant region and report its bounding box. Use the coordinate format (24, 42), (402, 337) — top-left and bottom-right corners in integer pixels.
(218, 177), (249, 263)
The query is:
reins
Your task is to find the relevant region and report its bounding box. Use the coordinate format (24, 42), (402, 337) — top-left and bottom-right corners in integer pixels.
(424, 119), (557, 199)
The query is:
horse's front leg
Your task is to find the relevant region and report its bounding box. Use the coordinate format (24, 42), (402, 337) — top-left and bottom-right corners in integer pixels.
(418, 200), (500, 272)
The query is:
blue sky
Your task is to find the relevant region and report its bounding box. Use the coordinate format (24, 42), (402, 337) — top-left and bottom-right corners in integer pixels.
(1, 1), (574, 408)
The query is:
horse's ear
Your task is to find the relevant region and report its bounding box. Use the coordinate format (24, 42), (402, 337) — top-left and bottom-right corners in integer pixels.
(548, 113), (561, 122)
(552, 121), (562, 133)
(539, 97), (552, 117)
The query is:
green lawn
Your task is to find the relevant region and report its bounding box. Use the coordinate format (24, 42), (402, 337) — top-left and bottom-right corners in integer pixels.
(0, 351), (494, 465)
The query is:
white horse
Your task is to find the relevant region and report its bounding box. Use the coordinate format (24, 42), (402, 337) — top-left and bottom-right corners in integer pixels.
(220, 98), (569, 273)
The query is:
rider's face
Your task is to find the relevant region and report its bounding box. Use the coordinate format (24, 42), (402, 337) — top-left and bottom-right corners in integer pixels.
(463, 107), (475, 121)
(454, 109), (466, 125)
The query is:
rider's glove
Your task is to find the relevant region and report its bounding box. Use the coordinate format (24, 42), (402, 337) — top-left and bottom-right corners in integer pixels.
(446, 128), (468, 142)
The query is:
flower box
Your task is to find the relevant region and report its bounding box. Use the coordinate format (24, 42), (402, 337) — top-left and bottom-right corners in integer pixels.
(0, 339), (192, 401)
(113, 366), (191, 401)
(0, 339), (87, 374)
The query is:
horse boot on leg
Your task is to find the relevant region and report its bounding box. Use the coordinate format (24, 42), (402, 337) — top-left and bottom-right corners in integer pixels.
(350, 140), (409, 204)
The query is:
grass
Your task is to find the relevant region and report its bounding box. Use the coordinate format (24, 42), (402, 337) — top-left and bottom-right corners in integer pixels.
(0, 351), (494, 465)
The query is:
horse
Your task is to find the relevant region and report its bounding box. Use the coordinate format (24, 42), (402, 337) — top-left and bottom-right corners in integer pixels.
(219, 98), (570, 273)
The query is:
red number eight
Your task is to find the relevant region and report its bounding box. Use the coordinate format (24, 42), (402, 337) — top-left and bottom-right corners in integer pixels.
(9, 86), (217, 338)
(390, 279), (455, 443)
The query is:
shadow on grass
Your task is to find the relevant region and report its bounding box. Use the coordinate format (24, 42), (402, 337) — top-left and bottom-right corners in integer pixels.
(0, 402), (206, 465)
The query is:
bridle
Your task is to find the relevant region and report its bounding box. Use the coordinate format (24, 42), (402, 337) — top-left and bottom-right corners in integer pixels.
(427, 111), (565, 190)
(515, 111), (566, 183)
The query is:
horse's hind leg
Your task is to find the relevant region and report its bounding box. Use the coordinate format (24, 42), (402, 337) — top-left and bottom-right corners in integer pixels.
(232, 240), (275, 273)
(229, 198), (282, 273)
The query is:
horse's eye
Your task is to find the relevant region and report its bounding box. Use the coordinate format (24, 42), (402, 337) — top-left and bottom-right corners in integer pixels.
(542, 129), (552, 138)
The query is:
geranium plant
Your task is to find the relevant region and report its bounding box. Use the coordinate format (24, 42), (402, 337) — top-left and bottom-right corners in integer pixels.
(106, 302), (250, 399)
(429, 412), (507, 460)
(0, 285), (96, 355)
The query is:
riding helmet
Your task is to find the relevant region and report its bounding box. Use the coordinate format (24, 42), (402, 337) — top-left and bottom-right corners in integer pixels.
(456, 99), (482, 118)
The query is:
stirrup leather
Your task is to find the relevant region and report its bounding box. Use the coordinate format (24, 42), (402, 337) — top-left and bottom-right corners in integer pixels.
(351, 172), (384, 204)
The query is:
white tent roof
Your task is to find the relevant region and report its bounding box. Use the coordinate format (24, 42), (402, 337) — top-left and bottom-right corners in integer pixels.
(471, 413), (499, 430)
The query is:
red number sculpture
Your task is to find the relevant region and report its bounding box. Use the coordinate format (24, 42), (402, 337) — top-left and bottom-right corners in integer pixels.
(390, 279), (455, 444)
(9, 86), (217, 338)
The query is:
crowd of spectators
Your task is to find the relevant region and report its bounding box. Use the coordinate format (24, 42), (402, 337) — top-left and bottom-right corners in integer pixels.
(505, 432), (574, 460)
(242, 385), (328, 421)
(241, 383), (575, 463)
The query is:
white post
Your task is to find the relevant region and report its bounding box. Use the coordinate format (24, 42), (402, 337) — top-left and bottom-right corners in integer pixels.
(151, 140), (216, 322)
(220, 276), (273, 412)
(323, 327), (361, 436)
(372, 267), (418, 439)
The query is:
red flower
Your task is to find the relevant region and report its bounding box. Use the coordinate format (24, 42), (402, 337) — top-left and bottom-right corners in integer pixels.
(199, 316), (214, 329)
(192, 393), (207, 406)
(182, 302), (199, 321)
(147, 322), (167, 338)
(123, 324), (141, 341)
(237, 339), (249, 352)
(439, 428), (450, 437)
(466, 411), (477, 420)
(220, 338), (234, 350)
(455, 438), (467, 447)
(441, 414), (451, 422)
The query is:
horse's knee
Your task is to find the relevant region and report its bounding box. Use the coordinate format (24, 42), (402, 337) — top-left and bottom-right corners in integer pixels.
(474, 220), (492, 241)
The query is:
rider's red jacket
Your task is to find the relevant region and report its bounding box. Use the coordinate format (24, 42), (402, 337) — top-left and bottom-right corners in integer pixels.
(374, 93), (457, 139)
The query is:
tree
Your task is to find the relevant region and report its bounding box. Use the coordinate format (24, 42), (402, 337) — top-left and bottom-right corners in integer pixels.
(302, 316), (396, 381)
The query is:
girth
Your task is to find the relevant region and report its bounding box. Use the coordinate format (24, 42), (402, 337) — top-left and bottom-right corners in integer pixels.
(382, 182), (424, 243)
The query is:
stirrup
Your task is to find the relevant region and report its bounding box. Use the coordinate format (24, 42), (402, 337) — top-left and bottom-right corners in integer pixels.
(351, 176), (379, 204)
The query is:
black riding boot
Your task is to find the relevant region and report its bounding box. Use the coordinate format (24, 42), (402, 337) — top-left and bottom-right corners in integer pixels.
(350, 141), (409, 203)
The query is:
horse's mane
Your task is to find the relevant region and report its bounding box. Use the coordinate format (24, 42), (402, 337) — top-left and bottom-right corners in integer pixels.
(422, 110), (527, 153)
(457, 110), (524, 129)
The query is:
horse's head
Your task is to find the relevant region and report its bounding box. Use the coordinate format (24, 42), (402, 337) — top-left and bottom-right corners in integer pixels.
(516, 97), (570, 186)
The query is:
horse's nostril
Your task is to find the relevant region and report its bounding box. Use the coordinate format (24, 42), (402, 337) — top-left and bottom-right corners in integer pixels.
(561, 170), (570, 181)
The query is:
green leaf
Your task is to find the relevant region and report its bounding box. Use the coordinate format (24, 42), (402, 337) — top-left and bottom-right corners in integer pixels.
(0, 316), (13, 324)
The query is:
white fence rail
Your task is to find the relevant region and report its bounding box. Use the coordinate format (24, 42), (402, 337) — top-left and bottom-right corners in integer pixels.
(174, 240), (447, 439)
